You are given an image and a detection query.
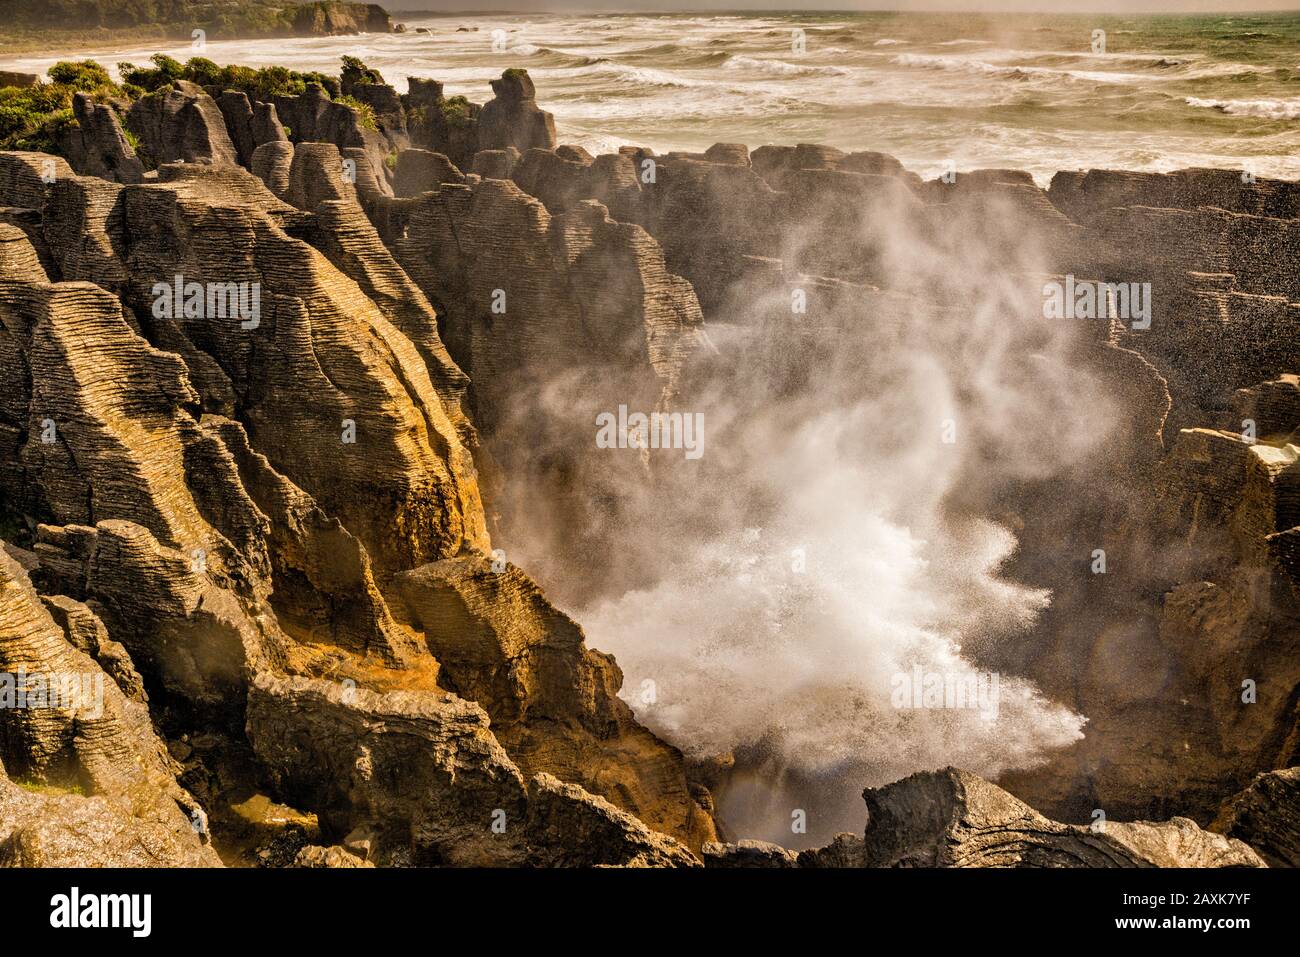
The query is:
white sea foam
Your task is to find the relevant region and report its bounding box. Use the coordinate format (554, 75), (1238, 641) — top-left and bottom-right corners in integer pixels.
(1187, 96), (1300, 119)
(724, 54), (851, 77)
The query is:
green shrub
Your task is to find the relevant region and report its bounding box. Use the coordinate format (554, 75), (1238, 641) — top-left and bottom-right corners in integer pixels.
(183, 56), (222, 86)
(117, 53), (184, 91)
(440, 95), (473, 130)
(47, 60), (112, 89)
(336, 95), (377, 131)
(0, 59), (123, 152)
(341, 55), (384, 90)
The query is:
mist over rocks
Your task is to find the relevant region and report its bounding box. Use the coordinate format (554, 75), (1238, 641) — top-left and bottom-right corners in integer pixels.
(0, 53), (1296, 867)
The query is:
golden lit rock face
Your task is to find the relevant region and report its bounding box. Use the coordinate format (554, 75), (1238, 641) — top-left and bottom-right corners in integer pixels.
(0, 152), (716, 863)
(393, 556), (717, 851)
(110, 173), (490, 574)
(0, 547), (222, 866)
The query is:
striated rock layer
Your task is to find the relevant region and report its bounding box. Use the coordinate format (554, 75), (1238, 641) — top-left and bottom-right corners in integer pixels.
(0, 143), (712, 863)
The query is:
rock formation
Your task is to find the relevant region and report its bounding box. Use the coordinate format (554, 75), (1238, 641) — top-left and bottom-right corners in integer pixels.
(1213, 767), (1300, 867)
(476, 70), (557, 155)
(704, 769), (1264, 867)
(0, 126), (712, 864)
(0, 53), (1297, 870)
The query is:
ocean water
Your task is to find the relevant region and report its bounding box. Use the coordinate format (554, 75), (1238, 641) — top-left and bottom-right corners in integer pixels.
(6, 11), (1300, 184)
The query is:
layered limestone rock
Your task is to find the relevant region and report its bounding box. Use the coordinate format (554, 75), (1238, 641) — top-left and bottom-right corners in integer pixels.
(61, 93), (144, 184)
(0, 147), (719, 863)
(476, 70), (556, 155)
(110, 165), (488, 574)
(404, 77), (482, 170)
(307, 194), (474, 438)
(1213, 766), (1300, 867)
(702, 839), (799, 868)
(391, 556), (715, 849)
(272, 83), (394, 196)
(393, 148), (466, 197)
(246, 674), (700, 866)
(859, 769), (1264, 868)
(701, 768), (1264, 868)
(0, 547), (220, 866)
(217, 91), (288, 169)
(291, 2), (391, 36)
(2, 61), (1298, 867)
(393, 179), (704, 437)
(126, 82), (241, 169)
(1047, 167), (1300, 225)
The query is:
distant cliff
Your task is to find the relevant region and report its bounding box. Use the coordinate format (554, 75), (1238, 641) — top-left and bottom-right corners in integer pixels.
(0, 0), (391, 40)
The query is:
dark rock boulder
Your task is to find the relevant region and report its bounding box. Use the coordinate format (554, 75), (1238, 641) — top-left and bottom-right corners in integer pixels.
(476, 70), (556, 154)
(1213, 767), (1300, 867)
(60, 93), (144, 184)
(701, 839), (798, 867)
(126, 86), (240, 168)
(471, 147), (520, 181)
(703, 143), (750, 167)
(862, 768), (1264, 867)
(393, 148), (465, 197)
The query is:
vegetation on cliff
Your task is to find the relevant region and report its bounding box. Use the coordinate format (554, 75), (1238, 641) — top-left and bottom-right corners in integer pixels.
(0, 1), (391, 53)
(0, 61), (119, 152)
(119, 53), (342, 99)
(0, 54), (376, 152)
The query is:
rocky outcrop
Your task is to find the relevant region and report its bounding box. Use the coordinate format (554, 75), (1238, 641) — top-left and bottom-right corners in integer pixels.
(272, 83), (393, 196)
(60, 94), (144, 184)
(126, 83), (241, 169)
(1213, 767), (1300, 867)
(476, 70), (556, 155)
(700, 768), (1264, 868)
(701, 839), (798, 868)
(0, 548), (220, 866)
(292, 843), (373, 867)
(246, 674), (699, 866)
(251, 141), (293, 199)
(0, 149), (719, 865)
(217, 91), (287, 168)
(392, 556), (715, 850)
(394, 179), (704, 437)
(291, 2), (391, 36)
(2, 51), (1298, 869)
(861, 769), (1263, 867)
(0, 71), (39, 88)
(393, 148), (465, 197)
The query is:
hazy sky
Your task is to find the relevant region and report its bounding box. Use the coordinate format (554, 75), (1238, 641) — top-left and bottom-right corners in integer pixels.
(396, 2), (1300, 11)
